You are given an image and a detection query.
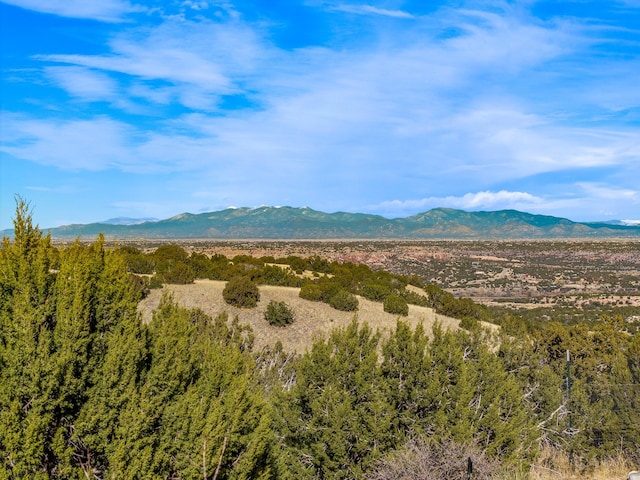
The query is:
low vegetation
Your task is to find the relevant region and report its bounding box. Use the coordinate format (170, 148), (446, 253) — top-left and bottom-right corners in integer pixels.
(366, 438), (502, 480)
(222, 275), (261, 308)
(264, 300), (295, 326)
(1, 202), (639, 479)
(383, 294), (409, 316)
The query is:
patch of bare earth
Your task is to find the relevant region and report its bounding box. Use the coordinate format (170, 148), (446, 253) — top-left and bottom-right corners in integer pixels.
(138, 280), (462, 353)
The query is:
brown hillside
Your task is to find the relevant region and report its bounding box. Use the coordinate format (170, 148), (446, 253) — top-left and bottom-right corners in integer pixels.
(138, 280), (466, 353)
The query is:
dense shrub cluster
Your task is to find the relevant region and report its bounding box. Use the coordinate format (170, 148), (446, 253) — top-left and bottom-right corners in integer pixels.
(424, 283), (491, 321)
(121, 246), (492, 323)
(121, 246), (451, 320)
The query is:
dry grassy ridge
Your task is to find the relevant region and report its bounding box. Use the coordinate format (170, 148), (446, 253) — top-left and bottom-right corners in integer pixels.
(138, 280), (478, 353)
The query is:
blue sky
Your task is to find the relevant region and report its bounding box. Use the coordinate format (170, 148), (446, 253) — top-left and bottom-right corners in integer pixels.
(1, 0), (639, 229)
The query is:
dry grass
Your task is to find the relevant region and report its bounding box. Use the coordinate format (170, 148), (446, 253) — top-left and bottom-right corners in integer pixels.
(138, 279), (465, 353)
(526, 446), (636, 480)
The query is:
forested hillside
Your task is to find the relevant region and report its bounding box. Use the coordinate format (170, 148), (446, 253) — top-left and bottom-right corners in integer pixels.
(1, 202), (639, 479)
(6, 206), (640, 239)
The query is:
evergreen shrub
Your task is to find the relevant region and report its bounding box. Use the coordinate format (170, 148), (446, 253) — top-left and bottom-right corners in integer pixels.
(223, 276), (260, 308)
(361, 282), (390, 302)
(264, 300), (295, 327)
(460, 316), (480, 331)
(383, 294), (409, 316)
(299, 283), (323, 301)
(159, 262), (195, 284)
(148, 275), (163, 289)
(329, 289), (359, 312)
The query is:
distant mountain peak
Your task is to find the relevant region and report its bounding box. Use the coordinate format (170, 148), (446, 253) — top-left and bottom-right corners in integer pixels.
(5, 207), (640, 240)
(100, 217), (158, 225)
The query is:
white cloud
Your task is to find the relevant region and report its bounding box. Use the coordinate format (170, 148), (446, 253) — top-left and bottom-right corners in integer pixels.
(331, 4), (414, 18)
(457, 190), (543, 209)
(181, 1), (209, 11)
(5, 1), (640, 223)
(38, 18), (267, 110)
(0, 0), (144, 22)
(577, 182), (640, 201)
(1, 115), (133, 171)
(372, 190), (545, 215)
(45, 66), (119, 102)
(369, 183), (640, 221)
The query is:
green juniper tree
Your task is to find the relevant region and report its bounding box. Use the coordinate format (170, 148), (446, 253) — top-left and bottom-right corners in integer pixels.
(0, 199), (58, 477)
(277, 319), (392, 479)
(380, 321), (433, 439)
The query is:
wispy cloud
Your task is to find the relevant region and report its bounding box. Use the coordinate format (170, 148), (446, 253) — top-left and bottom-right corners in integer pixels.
(371, 191), (546, 216)
(45, 66), (119, 102)
(331, 4), (414, 18)
(1, 0), (144, 22)
(2, 115), (134, 171)
(3, 0), (640, 225)
(577, 182), (640, 201)
(38, 18), (267, 110)
(5, 6), (639, 194)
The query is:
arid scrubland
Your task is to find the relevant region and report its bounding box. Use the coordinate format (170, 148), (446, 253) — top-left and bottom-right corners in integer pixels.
(128, 238), (640, 326)
(16, 232), (635, 479)
(138, 279), (464, 353)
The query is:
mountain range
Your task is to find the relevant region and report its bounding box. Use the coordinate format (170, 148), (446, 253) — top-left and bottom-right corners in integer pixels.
(4, 207), (640, 239)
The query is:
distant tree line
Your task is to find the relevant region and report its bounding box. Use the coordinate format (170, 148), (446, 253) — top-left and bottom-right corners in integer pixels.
(1, 200), (638, 478)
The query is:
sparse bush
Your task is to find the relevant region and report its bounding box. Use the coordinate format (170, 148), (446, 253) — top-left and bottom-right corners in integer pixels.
(128, 274), (150, 300)
(460, 316), (480, 331)
(299, 283), (324, 302)
(259, 265), (300, 287)
(366, 438), (502, 480)
(223, 276), (260, 308)
(159, 262), (195, 284)
(383, 294), (409, 316)
(148, 275), (163, 289)
(360, 282), (391, 302)
(264, 300), (295, 327)
(329, 289), (359, 312)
